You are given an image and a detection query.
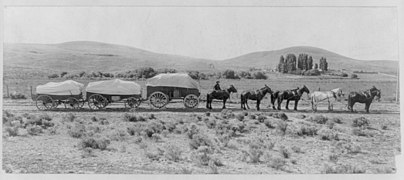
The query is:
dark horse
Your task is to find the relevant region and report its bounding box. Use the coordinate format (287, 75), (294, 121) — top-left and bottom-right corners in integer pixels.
(206, 85), (237, 109)
(347, 86), (381, 113)
(240, 85), (273, 111)
(271, 85), (310, 110)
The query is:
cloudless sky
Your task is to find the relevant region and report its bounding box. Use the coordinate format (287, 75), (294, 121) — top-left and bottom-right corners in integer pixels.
(4, 6), (399, 60)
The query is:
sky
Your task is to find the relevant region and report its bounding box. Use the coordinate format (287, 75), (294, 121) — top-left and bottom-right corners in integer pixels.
(4, 6), (399, 60)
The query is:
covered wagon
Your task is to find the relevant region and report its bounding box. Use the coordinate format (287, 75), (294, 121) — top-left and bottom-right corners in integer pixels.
(85, 79), (141, 110)
(146, 73), (200, 109)
(35, 80), (85, 110)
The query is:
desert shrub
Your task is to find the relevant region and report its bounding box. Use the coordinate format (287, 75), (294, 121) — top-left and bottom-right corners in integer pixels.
(165, 144), (182, 162)
(38, 113), (52, 121)
(5, 126), (19, 136)
(257, 115), (267, 122)
(279, 146), (291, 158)
(187, 123), (200, 139)
(263, 119), (276, 129)
(189, 133), (214, 150)
(253, 71), (267, 79)
(148, 114), (156, 120)
(163, 121), (176, 132)
(220, 109), (235, 119)
(205, 112), (211, 117)
(63, 113), (76, 122)
(326, 121), (335, 129)
(123, 113), (146, 122)
(329, 154), (339, 163)
(318, 128), (339, 141)
(206, 118), (216, 129)
(235, 113), (244, 121)
(47, 126), (58, 135)
(68, 123), (86, 138)
(127, 124), (143, 136)
(222, 69), (240, 79)
(109, 129), (128, 141)
(144, 121), (164, 137)
(249, 114), (256, 120)
(351, 128), (373, 137)
(191, 146), (222, 166)
(27, 125), (43, 136)
(81, 147), (96, 158)
(341, 73), (348, 77)
(297, 124), (318, 136)
(323, 164), (366, 174)
(48, 74), (59, 79)
(291, 146), (303, 153)
(78, 137), (111, 150)
(241, 141), (266, 163)
(303, 69), (320, 76)
(331, 117), (343, 124)
(10, 92), (27, 99)
(352, 117), (370, 128)
(267, 157), (287, 170)
(277, 113), (288, 121)
(151, 134), (162, 142)
(277, 121), (288, 136)
(309, 115), (328, 124)
(351, 74), (358, 79)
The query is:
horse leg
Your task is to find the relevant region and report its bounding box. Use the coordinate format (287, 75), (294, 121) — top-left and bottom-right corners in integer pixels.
(286, 100), (290, 110)
(365, 102), (370, 113)
(257, 100), (260, 111)
(277, 97), (282, 110)
(246, 99), (250, 109)
(294, 100), (298, 111)
(222, 98), (227, 109)
(206, 94), (209, 109)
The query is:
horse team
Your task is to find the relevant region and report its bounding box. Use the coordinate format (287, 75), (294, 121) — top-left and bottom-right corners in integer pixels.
(206, 85), (381, 113)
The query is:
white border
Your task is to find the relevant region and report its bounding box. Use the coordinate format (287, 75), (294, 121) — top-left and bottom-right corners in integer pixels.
(0, 0), (403, 180)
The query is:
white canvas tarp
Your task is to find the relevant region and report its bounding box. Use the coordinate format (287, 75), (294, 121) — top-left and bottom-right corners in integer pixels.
(36, 80), (84, 95)
(86, 79), (141, 95)
(146, 73), (199, 89)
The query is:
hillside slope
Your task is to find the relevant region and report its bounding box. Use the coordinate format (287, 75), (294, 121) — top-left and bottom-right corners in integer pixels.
(3, 42), (398, 74)
(3, 41), (215, 72)
(218, 46), (398, 74)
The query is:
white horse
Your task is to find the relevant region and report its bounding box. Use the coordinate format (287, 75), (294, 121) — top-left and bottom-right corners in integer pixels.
(310, 88), (344, 111)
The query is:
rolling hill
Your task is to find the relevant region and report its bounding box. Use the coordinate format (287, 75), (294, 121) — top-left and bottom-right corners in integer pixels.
(3, 41), (398, 75)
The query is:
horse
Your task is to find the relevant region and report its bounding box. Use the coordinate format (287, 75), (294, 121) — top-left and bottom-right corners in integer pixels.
(240, 85), (273, 111)
(310, 88), (344, 112)
(347, 86), (381, 113)
(271, 85), (310, 110)
(206, 85), (237, 109)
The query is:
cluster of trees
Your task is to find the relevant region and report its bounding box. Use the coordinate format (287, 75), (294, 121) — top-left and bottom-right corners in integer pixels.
(277, 53), (328, 75)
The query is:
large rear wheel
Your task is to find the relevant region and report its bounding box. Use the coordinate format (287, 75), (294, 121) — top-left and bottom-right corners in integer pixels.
(149, 91), (169, 109)
(88, 94), (108, 110)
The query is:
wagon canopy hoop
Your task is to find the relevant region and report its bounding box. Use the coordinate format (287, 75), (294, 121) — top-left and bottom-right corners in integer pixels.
(149, 91), (169, 109)
(184, 94), (199, 108)
(88, 94), (108, 110)
(36, 95), (55, 110)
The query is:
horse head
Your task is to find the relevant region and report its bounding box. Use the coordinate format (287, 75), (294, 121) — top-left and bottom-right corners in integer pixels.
(228, 85), (237, 93)
(262, 84), (273, 95)
(371, 87), (381, 102)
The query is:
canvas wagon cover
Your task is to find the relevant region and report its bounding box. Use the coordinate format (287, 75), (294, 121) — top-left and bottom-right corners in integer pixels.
(146, 73), (199, 89)
(86, 79), (141, 95)
(36, 80), (84, 95)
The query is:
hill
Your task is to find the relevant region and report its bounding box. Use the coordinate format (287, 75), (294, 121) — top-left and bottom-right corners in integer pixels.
(3, 41), (215, 73)
(217, 46), (398, 74)
(3, 42), (398, 75)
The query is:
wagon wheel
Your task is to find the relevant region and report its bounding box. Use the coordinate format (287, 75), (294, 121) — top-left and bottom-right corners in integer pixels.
(88, 94), (108, 110)
(149, 91), (169, 109)
(184, 94), (199, 108)
(125, 97), (141, 109)
(78, 98), (85, 108)
(64, 97), (82, 109)
(35, 95), (55, 110)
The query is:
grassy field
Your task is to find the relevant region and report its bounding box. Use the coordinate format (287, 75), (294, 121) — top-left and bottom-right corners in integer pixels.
(2, 72), (400, 174)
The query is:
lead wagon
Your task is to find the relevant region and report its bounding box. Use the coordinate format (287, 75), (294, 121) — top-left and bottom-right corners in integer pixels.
(34, 80), (85, 110)
(146, 73), (200, 109)
(85, 79), (142, 110)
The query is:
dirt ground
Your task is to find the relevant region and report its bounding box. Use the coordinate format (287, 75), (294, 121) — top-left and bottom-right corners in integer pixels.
(2, 98), (401, 174)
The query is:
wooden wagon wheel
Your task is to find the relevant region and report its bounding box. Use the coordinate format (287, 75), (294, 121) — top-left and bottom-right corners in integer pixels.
(35, 95), (55, 110)
(88, 94), (108, 110)
(183, 94), (199, 108)
(125, 97), (141, 109)
(64, 97), (82, 109)
(78, 98), (85, 108)
(149, 91), (169, 109)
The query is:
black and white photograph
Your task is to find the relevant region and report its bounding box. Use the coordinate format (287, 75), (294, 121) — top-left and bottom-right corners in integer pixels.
(1, 0), (403, 177)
